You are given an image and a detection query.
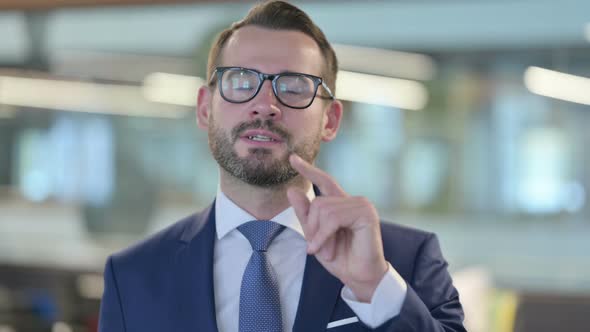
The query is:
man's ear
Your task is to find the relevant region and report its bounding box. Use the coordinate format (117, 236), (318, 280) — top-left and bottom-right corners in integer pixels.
(321, 99), (343, 142)
(196, 86), (212, 130)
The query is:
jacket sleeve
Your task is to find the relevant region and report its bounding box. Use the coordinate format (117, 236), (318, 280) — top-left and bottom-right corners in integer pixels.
(374, 234), (466, 332)
(98, 256), (127, 332)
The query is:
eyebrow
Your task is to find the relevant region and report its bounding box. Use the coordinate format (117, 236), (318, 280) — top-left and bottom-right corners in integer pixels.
(237, 66), (312, 76)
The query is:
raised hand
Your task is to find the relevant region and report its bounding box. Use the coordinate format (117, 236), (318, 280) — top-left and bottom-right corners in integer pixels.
(287, 154), (388, 302)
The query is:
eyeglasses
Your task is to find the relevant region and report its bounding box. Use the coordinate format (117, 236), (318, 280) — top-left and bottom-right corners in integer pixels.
(209, 66), (334, 109)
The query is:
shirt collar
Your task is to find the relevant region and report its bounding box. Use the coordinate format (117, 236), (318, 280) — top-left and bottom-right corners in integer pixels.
(215, 187), (315, 240)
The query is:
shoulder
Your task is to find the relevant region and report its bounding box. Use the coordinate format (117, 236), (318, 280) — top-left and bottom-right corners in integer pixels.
(109, 213), (195, 268)
(108, 204), (213, 270)
(379, 220), (439, 279)
(380, 220), (434, 248)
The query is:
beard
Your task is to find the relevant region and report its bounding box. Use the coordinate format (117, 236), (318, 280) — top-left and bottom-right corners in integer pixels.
(208, 116), (321, 187)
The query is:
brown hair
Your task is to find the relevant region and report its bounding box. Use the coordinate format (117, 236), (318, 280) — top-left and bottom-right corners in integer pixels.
(206, 0), (338, 94)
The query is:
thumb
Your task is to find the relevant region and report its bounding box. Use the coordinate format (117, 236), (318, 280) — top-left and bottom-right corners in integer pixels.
(287, 187), (311, 239)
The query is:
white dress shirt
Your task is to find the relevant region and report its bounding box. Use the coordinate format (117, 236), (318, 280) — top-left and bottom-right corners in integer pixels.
(213, 189), (407, 332)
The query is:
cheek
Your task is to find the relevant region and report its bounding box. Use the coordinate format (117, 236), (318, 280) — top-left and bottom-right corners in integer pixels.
(287, 114), (324, 140)
(210, 105), (243, 129)
(285, 106), (322, 125)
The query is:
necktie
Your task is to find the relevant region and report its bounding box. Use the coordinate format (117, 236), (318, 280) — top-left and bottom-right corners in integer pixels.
(237, 220), (285, 332)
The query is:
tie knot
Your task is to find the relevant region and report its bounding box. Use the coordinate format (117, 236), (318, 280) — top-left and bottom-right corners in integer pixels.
(238, 220), (285, 252)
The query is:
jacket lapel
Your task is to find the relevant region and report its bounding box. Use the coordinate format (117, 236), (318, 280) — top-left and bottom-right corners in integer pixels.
(171, 191), (342, 332)
(292, 255), (343, 332)
(173, 203), (219, 332)
(292, 185), (343, 332)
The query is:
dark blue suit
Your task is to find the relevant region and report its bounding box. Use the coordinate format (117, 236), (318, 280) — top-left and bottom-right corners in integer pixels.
(99, 202), (465, 331)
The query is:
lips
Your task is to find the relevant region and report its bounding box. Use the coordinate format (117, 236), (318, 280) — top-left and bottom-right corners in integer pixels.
(240, 129), (284, 143)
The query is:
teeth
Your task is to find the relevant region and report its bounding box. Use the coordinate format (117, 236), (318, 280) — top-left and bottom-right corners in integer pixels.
(248, 135), (275, 142)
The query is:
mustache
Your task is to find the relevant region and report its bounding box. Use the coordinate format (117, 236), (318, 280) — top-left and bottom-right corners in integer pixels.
(231, 119), (291, 143)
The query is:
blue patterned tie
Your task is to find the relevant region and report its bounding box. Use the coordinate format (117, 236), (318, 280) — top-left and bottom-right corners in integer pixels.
(238, 220), (285, 332)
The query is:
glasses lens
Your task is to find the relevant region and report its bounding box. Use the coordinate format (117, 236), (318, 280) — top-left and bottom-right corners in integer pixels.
(276, 74), (316, 108)
(220, 68), (259, 102)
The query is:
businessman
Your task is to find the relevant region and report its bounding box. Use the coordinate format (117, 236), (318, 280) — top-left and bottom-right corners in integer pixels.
(98, 1), (465, 331)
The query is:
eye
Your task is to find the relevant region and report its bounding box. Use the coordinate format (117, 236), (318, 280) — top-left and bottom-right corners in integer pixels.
(278, 76), (313, 96)
(232, 79), (255, 91)
(222, 69), (258, 92)
(279, 82), (305, 95)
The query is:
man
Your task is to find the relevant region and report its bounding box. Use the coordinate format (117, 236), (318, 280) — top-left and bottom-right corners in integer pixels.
(99, 1), (465, 331)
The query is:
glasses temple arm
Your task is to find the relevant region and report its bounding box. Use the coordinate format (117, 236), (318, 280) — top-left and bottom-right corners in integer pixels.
(321, 81), (335, 99)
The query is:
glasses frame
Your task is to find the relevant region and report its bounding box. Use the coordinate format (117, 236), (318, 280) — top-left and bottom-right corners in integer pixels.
(209, 66), (335, 109)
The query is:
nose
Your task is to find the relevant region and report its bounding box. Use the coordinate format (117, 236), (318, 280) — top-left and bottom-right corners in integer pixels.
(248, 80), (282, 120)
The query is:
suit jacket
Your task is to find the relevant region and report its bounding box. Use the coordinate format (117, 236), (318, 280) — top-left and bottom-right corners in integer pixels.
(99, 202), (465, 331)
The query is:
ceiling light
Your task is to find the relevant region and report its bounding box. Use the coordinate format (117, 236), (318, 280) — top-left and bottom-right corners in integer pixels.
(0, 75), (187, 118)
(336, 71), (428, 110)
(142, 72), (204, 107)
(334, 44), (436, 81)
(524, 66), (590, 106)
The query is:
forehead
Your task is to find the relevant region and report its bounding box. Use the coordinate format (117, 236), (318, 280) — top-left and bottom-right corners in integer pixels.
(220, 25), (324, 76)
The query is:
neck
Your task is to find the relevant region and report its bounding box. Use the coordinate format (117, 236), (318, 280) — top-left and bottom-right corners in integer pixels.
(218, 168), (311, 220)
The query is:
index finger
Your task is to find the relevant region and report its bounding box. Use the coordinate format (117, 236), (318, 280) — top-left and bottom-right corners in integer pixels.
(289, 154), (346, 196)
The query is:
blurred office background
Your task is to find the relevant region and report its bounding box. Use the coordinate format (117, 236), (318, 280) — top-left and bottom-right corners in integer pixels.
(1, 0), (589, 331)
